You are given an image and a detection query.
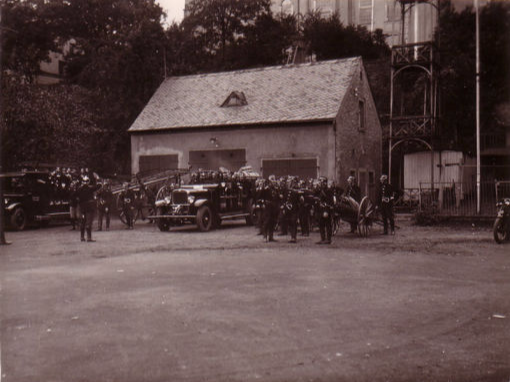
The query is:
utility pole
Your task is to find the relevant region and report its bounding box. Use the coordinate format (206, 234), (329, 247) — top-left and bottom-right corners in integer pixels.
(475, 0), (481, 214)
(0, 168), (11, 246)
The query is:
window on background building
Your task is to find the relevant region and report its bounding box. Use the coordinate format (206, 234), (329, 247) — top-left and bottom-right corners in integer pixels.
(385, 0), (399, 22)
(359, 0), (372, 26)
(359, 100), (366, 131)
(348, 0), (353, 25)
(139, 154), (178, 174)
(369, 171), (375, 185)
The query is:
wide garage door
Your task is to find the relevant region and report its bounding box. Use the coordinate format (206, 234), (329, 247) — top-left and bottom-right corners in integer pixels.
(189, 149), (246, 172)
(262, 158), (318, 179)
(139, 154), (178, 175)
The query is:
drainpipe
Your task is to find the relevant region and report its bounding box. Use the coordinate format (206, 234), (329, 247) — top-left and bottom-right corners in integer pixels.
(333, 118), (338, 182)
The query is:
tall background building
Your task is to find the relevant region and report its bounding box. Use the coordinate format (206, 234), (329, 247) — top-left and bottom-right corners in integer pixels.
(184, 0), (439, 47)
(269, 0), (438, 46)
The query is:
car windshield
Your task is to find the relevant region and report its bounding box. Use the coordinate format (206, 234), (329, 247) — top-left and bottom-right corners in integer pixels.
(4, 176), (26, 193)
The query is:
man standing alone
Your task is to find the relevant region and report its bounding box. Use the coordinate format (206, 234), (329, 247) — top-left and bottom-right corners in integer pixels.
(77, 175), (100, 242)
(376, 175), (397, 235)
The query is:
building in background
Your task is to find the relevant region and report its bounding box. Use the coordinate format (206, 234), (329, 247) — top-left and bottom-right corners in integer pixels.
(184, 0), (439, 47)
(36, 39), (75, 85)
(128, 57), (382, 195)
(271, 0), (438, 46)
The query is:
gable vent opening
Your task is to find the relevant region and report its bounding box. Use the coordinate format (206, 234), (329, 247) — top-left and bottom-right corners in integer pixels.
(221, 91), (248, 107)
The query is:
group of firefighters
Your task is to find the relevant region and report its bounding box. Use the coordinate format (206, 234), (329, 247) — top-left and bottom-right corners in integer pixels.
(48, 167), (151, 242)
(48, 165), (398, 243)
(252, 174), (398, 245)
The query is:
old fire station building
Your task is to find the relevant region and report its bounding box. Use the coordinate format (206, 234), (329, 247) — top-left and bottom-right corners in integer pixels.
(128, 56), (382, 194)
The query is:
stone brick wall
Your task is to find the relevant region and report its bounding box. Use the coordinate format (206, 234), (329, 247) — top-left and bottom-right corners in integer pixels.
(335, 58), (382, 198)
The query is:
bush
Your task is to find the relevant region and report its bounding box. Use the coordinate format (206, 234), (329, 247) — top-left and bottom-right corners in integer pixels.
(412, 208), (448, 226)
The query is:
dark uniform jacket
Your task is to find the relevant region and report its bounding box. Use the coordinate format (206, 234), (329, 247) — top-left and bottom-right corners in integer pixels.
(316, 186), (335, 209)
(77, 184), (100, 212)
(377, 183), (397, 206)
(97, 187), (113, 211)
(346, 184), (362, 203)
(119, 189), (135, 210)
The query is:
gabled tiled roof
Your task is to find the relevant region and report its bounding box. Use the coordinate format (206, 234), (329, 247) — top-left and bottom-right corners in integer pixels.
(128, 57), (361, 132)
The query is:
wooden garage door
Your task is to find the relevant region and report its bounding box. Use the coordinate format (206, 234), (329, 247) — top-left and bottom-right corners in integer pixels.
(262, 158), (318, 179)
(139, 154), (178, 175)
(189, 149), (246, 172)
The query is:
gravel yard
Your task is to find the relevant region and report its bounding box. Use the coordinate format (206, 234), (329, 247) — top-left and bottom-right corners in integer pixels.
(1, 218), (509, 382)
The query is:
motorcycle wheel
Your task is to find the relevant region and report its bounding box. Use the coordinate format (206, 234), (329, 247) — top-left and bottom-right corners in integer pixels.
(493, 217), (508, 244)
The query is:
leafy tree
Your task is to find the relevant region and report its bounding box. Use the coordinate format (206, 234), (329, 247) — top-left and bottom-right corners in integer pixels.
(437, 0), (510, 152)
(182, 0), (272, 70)
(0, 79), (110, 171)
(1, 0), (167, 173)
(302, 11), (390, 61)
(1, 0), (59, 83)
(233, 13), (298, 69)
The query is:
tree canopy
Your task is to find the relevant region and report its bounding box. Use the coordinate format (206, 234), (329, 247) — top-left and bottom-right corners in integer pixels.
(1, 0), (167, 173)
(437, 0), (510, 152)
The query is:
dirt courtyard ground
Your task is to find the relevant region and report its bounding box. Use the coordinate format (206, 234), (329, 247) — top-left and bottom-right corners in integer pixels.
(1, 218), (509, 382)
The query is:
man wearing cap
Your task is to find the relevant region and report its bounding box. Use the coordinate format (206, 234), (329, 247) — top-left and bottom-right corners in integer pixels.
(119, 182), (136, 229)
(315, 177), (334, 244)
(376, 175), (397, 235)
(262, 176), (279, 242)
(96, 180), (113, 231)
(77, 175), (100, 242)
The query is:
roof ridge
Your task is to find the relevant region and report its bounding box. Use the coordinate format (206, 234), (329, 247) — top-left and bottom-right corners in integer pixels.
(167, 56), (361, 81)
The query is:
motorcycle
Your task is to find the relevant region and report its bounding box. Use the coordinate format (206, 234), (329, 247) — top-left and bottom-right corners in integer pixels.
(493, 198), (510, 244)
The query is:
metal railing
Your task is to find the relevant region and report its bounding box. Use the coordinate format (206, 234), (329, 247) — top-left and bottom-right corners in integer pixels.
(394, 188), (420, 212)
(394, 181), (510, 217)
(418, 181), (510, 217)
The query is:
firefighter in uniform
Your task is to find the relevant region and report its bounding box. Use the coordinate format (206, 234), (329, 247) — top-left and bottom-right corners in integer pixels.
(262, 176), (279, 242)
(96, 180), (113, 231)
(315, 177), (335, 244)
(119, 182), (136, 229)
(254, 179), (266, 235)
(77, 175), (100, 242)
(277, 178), (289, 236)
(285, 178), (300, 243)
(69, 178), (80, 230)
(376, 175), (396, 235)
(298, 180), (312, 237)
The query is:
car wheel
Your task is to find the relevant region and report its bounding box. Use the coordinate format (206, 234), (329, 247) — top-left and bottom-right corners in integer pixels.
(11, 207), (27, 231)
(196, 205), (213, 232)
(156, 207), (171, 232)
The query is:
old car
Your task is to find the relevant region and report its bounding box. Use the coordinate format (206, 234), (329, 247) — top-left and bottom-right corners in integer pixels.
(152, 179), (256, 232)
(1, 171), (70, 230)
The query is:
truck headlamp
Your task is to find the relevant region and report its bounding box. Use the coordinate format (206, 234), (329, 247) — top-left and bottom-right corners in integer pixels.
(187, 195), (195, 204)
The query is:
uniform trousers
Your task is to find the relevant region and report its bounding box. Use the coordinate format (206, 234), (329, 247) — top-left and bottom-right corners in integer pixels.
(318, 210), (333, 242)
(381, 202), (395, 233)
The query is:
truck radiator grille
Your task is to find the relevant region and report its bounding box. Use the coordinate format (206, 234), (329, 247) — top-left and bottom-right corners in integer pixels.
(172, 191), (188, 205)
